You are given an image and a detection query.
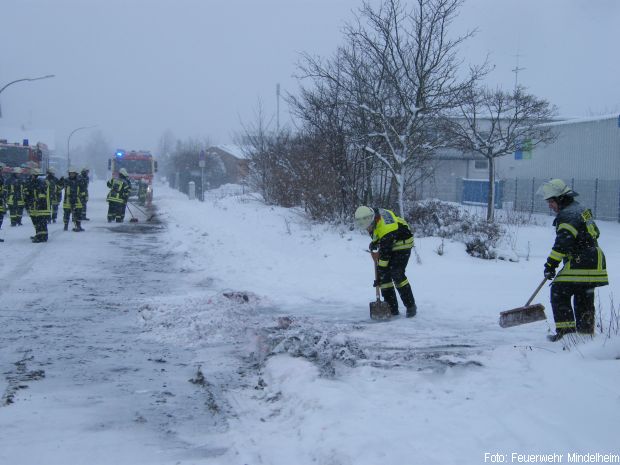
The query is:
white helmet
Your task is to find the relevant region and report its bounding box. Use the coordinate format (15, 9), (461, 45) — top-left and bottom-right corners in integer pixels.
(47, 167), (56, 175)
(68, 166), (79, 174)
(119, 168), (129, 177)
(537, 179), (577, 200)
(354, 206), (375, 229)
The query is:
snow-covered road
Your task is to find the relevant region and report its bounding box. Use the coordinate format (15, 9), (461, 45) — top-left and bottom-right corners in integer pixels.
(0, 188), (232, 464)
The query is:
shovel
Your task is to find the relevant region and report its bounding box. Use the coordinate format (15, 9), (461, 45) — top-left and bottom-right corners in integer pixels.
(499, 277), (547, 328)
(126, 204), (139, 223)
(128, 201), (156, 221)
(369, 252), (392, 320)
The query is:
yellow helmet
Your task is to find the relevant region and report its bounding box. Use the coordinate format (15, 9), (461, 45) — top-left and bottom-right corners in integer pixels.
(354, 206), (375, 229)
(537, 179), (577, 200)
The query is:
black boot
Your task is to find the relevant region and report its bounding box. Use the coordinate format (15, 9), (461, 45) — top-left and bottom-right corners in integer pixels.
(64, 223), (69, 231)
(547, 327), (576, 342)
(381, 288), (399, 316)
(406, 304), (417, 318)
(397, 283), (417, 318)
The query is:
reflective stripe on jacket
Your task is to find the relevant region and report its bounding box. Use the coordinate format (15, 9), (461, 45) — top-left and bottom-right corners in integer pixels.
(370, 208), (414, 268)
(546, 201), (608, 286)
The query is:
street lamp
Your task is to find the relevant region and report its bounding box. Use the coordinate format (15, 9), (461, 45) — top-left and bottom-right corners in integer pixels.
(67, 125), (96, 171)
(0, 74), (55, 118)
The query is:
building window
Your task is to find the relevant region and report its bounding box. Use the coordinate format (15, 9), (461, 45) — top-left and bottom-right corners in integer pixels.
(474, 160), (488, 170)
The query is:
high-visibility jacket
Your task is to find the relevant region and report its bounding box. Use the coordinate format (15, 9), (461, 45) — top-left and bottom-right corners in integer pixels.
(369, 208), (414, 268)
(59, 176), (83, 209)
(6, 175), (25, 207)
(25, 176), (51, 217)
(546, 200), (608, 286)
(78, 172), (89, 203)
(46, 174), (61, 205)
(0, 176), (6, 213)
(106, 177), (131, 204)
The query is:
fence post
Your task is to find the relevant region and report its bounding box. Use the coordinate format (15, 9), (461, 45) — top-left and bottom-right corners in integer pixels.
(593, 178), (599, 218)
(514, 178), (518, 209)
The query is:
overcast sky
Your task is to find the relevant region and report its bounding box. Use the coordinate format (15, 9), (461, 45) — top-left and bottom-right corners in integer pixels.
(1, 0), (618, 155)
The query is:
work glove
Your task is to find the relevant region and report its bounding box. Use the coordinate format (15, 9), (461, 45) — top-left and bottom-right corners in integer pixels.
(369, 241), (379, 252)
(373, 279), (379, 288)
(544, 263), (556, 280)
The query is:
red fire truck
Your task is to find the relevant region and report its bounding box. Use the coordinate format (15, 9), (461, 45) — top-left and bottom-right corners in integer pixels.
(108, 149), (157, 205)
(0, 139), (48, 175)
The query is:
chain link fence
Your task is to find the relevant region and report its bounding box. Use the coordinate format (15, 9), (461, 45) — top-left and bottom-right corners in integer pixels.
(499, 178), (620, 222)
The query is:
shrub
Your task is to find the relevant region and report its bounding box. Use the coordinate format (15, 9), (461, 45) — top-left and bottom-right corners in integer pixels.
(406, 199), (503, 259)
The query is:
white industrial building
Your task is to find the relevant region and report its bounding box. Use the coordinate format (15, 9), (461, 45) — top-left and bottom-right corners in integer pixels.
(423, 114), (620, 220)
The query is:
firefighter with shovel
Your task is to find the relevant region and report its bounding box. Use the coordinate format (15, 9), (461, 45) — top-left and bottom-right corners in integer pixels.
(355, 206), (417, 318)
(539, 179), (609, 341)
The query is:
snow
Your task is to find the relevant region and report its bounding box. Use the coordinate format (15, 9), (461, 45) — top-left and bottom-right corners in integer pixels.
(1, 180), (619, 465)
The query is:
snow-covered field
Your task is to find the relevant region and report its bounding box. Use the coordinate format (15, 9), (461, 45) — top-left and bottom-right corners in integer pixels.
(1, 180), (619, 465)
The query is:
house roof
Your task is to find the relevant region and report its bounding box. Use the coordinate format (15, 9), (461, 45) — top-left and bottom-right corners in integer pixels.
(216, 144), (249, 160)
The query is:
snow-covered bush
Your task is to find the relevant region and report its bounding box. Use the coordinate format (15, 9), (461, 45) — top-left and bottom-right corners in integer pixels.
(407, 199), (503, 259)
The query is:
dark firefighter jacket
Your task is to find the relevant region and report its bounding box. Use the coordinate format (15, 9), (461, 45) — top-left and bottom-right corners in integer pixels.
(106, 177), (131, 204)
(59, 176), (84, 209)
(46, 174), (61, 205)
(0, 176), (6, 213)
(369, 208), (414, 269)
(25, 176), (51, 217)
(546, 200), (608, 286)
(78, 172), (89, 203)
(6, 175), (25, 207)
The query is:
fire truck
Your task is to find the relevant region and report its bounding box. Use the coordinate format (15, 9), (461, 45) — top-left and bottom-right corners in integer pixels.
(0, 139), (48, 175)
(108, 149), (157, 205)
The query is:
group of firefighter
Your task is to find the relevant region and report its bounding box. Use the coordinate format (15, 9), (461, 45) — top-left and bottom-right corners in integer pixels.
(0, 164), (134, 243)
(355, 178), (608, 343)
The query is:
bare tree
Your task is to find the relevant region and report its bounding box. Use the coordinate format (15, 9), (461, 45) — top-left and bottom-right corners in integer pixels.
(442, 85), (557, 221)
(78, 130), (111, 180)
(297, 0), (485, 215)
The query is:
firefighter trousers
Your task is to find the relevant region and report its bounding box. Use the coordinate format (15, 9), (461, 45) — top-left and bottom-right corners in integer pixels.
(378, 250), (416, 314)
(550, 282), (596, 335)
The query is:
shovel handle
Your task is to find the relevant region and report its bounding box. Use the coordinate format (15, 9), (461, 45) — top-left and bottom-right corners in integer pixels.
(525, 277), (548, 306)
(371, 252), (381, 299)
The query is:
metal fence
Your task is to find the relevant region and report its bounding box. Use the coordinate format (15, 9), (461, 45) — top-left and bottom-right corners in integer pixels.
(498, 178), (620, 221)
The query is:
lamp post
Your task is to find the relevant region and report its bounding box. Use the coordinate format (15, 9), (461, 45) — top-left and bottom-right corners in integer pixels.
(67, 125), (96, 171)
(0, 74), (55, 118)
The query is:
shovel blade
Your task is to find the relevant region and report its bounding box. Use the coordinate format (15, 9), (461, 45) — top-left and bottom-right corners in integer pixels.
(499, 303), (546, 328)
(370, 300), (392, 321)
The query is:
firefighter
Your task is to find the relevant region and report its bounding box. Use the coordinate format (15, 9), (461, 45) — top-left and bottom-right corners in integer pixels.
(355, 206), (417, 317)
(0, 163), (6, 240)
(6, 167), (26, 226)
(79, 167), (90, 220)
(137, 179), (148, 206)
(0, 162), (6, 230)
(46, 167), (62, 223)
(539, 179), (609, 341)
(106, 168), (131, 222)
(24, 168), (51, 242)
(58, 167), (84, 232)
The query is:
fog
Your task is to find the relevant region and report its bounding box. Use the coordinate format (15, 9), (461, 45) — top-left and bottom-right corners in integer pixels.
(1, 0), (618, 154)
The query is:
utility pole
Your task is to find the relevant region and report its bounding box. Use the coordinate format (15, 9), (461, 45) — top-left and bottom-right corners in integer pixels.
(512, 52), (526, 91)
(276, 83), (280, 133)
